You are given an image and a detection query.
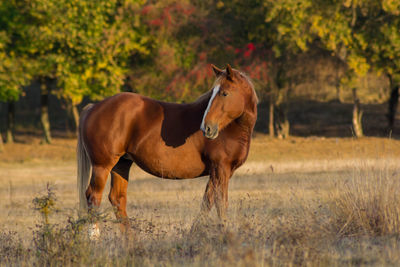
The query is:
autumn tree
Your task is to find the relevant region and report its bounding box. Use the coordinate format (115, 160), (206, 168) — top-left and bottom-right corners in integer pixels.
(302, 0), (400, 137)
(128, 1), (217, 102)
(262, 0), (314, 138)
(166, 1), (272, 134)
(213, 0), (312, 138)
(261, 0), (384, 137)
(3, 0), (399, 140)
(6, 0), (150, 142)
(0, 1), (31, 144)
(359, 1), (400, 132)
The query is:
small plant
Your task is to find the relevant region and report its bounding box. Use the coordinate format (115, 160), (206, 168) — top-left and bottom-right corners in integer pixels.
(31, 184), (90, 265)
(32, 183), (58, 264)
(32, 183), (56, 225)
(30, 184), (122, 265)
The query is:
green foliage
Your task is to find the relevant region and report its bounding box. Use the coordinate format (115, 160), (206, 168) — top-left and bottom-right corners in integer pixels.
(0, 0), (150, 105)
(0, 1), (31, 102)
(265, 0), (313, 55)
(361, 1), (400, 82)
(1, 0), (400, 109)
(260, 0), (400, 93)
(24, 0), (150, 102)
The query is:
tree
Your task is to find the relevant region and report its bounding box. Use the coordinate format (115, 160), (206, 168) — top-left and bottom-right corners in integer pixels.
(359, 0), (400, 132)
(263, 1), (300, 138)
(262, 0), (373, 137)
(128, 1), (217, 102)
(0, 1), (32, 143)
(208, 0), (325, 138)
(51, 0), (150, 132)
(183, 0), (272, 135)
(204, 0), (392, 138)
(308, 0), (400, 137)
(0, 48), (28, 144)
(10, 0), (150, 141)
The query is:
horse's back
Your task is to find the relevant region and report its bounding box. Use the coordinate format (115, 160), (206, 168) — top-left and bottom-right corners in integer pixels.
(82, 93), (161, 165)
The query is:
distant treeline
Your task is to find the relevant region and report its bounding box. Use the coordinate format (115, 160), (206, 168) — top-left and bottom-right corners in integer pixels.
(0, 0), (399, 144)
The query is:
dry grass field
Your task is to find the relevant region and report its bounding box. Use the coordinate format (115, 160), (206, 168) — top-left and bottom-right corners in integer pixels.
(1, 135), (400, 266)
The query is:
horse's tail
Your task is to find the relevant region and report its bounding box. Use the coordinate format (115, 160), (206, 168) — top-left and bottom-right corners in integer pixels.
(77, 104), (94, 211)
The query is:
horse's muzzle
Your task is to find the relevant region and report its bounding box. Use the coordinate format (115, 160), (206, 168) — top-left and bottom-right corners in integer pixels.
(203, 123), (219, 139)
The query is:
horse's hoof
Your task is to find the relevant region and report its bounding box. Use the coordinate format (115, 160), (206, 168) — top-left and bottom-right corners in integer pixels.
(88, 223), (100, 240)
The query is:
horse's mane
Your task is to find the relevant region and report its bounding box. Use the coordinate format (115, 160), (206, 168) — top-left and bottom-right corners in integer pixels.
(238, 71), (259, 104)
(194, 69), (258, 105)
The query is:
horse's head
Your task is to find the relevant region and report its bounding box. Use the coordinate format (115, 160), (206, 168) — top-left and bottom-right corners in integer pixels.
(200, 64), (257, 139)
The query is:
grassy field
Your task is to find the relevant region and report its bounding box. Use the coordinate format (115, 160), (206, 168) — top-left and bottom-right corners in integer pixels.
(1, 135), (400, 266)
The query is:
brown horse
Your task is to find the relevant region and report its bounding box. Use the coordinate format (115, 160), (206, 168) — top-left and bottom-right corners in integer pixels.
(77, 64), (257, 237)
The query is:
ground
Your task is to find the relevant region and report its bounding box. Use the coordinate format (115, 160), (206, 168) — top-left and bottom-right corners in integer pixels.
(1, 135), (400, 265)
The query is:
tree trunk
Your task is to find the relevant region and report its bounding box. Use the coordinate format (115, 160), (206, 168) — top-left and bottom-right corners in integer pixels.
(65, 99), (79, 137)
(274, 104), (290, 139)
(387, 80), (399, 133)
(269, 94), (275, 137)
(267, 58), (290, 139)
(335, 58), (342, 103)
(71, 104), (79, 136)
(6, 101), (15, 144)
(0, 134), (4, 152)
(40, 78), (52, 144)
(352, 88), (363, 138)
(274, 85), (290, 139)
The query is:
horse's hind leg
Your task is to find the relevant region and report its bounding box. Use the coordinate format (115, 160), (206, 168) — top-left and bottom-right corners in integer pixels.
(86, 165), (111, 209)
(109, 157), (133, 232)
(85, 165), (113, 239)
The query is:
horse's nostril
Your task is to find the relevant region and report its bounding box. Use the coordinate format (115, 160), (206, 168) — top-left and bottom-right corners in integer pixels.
(204, 124), (218, 139)
(205, 125), (211, 135)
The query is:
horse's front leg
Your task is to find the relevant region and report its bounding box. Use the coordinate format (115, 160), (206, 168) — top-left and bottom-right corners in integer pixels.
(213, 164), (231, 223)
(193, 163), (231, 228)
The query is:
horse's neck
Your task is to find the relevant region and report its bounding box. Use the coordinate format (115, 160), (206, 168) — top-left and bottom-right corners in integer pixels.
(237, 100), (257, 135)
(231, 106), (256, 163)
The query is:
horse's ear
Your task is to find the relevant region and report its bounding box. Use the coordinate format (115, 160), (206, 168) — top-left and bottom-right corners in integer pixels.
(226, 64), (233, 81)
(211, 64), (223, 77)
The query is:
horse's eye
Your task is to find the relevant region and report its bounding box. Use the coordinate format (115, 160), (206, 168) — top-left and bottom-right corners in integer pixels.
(221, 91), (228, 97)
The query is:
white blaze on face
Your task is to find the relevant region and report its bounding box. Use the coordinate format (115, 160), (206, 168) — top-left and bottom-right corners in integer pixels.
(201, 85), (220, 131)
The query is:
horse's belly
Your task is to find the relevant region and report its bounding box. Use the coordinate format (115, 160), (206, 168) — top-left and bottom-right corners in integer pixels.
(131, 145), (207, 179)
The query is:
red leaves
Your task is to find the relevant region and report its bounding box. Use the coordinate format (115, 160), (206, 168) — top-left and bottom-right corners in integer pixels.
(247, 43), (255, 51)
(141, 5), (152, 15)
(235, 43), (255, 58)
(198, 52), (207, 61)
(244, 50), (251, 58)
(142, 3), (195, 29)
(149, 19), (163, 26)
(164, 62), (214, 99)
(232, 43), (270, 83)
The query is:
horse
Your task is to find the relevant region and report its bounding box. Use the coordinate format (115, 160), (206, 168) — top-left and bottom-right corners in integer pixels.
(77, 64), (258, 238)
